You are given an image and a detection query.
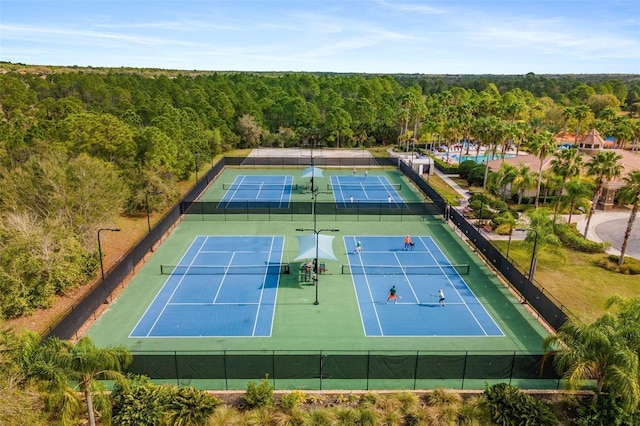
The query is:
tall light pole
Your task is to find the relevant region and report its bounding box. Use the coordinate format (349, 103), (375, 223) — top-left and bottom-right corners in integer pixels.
(98, 228), (120, 281)
(528, 229), (539, 282)
(145, 190), (163, 233)
(296, 227), (339, 305)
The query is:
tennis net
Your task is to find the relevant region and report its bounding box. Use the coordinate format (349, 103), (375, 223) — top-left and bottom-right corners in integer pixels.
(327, 183), (402, 191)
(161, 264), (289, 275)
(341, 263), (470, 275)
(222, 183), (298, 190)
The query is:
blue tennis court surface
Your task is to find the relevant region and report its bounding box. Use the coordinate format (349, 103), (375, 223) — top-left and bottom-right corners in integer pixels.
(344, 236), (504, 337)
(130, 236), (284, 338)
(219, 175), (293, 208)
(331, 175), (404, 208)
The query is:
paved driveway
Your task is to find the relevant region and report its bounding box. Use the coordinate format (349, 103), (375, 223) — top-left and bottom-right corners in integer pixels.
(595, 217), (640, 259)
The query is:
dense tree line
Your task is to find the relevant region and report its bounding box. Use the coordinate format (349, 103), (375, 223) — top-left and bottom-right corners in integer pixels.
(0, 64), (638, 319)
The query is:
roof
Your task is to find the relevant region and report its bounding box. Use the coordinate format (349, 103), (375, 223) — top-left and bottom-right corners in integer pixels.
(578, 129), (606, 150)
(486, 149), (640, 186)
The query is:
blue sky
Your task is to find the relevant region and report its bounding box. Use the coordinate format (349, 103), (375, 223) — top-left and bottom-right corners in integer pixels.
(2, 0), (639, 74)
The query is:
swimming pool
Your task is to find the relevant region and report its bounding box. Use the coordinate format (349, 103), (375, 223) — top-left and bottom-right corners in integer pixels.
(444, 153), (516, 163)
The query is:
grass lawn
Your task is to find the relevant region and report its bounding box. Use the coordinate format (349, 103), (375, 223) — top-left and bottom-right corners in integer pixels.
(494, 241), (640, 323)
(426, 174), (463, 205)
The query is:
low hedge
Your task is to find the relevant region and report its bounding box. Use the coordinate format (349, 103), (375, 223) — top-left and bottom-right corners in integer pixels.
(555, 224), (609, 253)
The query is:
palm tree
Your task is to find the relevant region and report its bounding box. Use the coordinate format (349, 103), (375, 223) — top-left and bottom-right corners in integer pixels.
(583, 151), (624, 238)
(551, 147), (584, 182)
(561, 106), (575, 136)
(525, 208), (563, 280)
(573, 105), (591, 144)
(616, 171), (640, 265)
(511, 165), (536, 205)
(18, 332), (132, 426)
(561, 178), (593, 224)
(551, 148), (585, 222)
(543, 297), (640, 412)
(492, 162), (517, 201)
(528, 131), (558, 208)
(542, 170), (563, 205)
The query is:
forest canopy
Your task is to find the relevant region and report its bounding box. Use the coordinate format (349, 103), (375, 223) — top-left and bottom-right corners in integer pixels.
(0, 63), (639, 318)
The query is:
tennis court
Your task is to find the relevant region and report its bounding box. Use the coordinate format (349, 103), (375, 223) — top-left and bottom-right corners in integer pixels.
(344, 236), (503, 337)
(85, 161), (555, 389)
(330, 175), (404, 208)
(130, 236), (284, 337)
(218, 175), (294, 208)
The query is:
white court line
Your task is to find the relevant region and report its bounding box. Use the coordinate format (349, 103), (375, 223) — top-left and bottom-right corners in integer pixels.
(252, 236), (276, 336)
(147, 236), (209, 336)
(392, 252), (420, 303)
(129, 236), (204, 337)
(420, 236), (490, 336)
(212, 252), (236, 304)
(346, 236), (385, 336)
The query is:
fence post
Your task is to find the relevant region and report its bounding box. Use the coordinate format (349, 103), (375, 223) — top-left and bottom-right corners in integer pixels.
(413, 351), (419, 390)
(461, 351), (469, 389)
(509, 351), (516, 386)
(174, 351), (179, 386)
(224, 350), (228, 390)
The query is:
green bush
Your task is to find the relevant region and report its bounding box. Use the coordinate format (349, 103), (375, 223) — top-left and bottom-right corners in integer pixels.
(555, 224), (609, 253)
(163, 386), (220, 426)
(111, 376), (171, 426)
(476, 207), (496, 220)
(280, 391), (304, 411)
(492, 210), (519, 225)
(494, 223), (514, 235)
(483, 383), (557, 426)
(595, 255), (640, 275)
(245, 376), (275, 408)
(457, 160), (478, 179)
(468, 199), (482, 211)
(488, 199), (508, 211)
(468, 164), (488, 186)
(576, 391), (640, 426)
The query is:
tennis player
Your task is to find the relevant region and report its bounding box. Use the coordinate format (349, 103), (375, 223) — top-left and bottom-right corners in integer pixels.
(438, 289), (445, 307)
(386, 285), (398, 304)
(403, 235), (412, 250)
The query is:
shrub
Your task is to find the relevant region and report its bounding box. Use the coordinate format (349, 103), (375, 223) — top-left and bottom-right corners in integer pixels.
(468, 164), (488, 186)
(111, 377), (172, 426)
(576, 391), (640, 426)
(492, 210), (519, 225)
(595, 255), (640, 275)
(494, 223), (514, 235)
(488, 199), (508, 211)
(483, 383), (557, 426)
(476, 207), (496, 220)
(359, 392), (378, 406)
(245, 376), (275, 408)
(280, 391), (305, 411)
(555, 224), (609, 253)
(163, 386), (220, 425)
(458, 160), (478, 179)
(468, 192), (490, 204)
